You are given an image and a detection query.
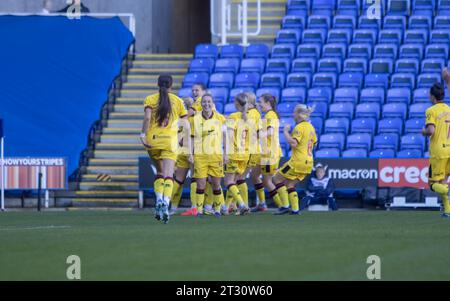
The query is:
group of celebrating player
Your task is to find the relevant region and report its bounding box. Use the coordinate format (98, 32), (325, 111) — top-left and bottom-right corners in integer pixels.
(140, 75), (317, 223)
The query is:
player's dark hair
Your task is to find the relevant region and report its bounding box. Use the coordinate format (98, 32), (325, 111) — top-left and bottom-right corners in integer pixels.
(156, 75), (173, 126)
(235, 93), (249, 121)
(201, 93), (214, 102)
(261, 93), (279, 118)
(430, 82), (445, 101)
(193, 83), (206, 91)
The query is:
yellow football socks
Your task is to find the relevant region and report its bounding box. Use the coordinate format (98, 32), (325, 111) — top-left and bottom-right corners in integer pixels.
(288, 188), (299, 212)
(196, 189), (205, 214)
(190, 179), (197, 208)
(163, 178), (174, 205)
(171, 179), (183, 209)
(276, 183), (289, 208)
(270, 189), (282, 208)
(228, 184), (244, 207)
(255, 182), (265, 205)
(237, 180), (248, 207)
(154, 176), (165, 201)
(213, 189), (224, 212)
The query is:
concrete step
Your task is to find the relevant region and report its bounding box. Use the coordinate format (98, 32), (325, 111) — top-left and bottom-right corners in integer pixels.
(88, 158), (138, 166)
(122, 83), (182, 90)
(126, 74), (184, 84)
(72, 198), (138, 207)
(107, 119), (141, 128)
(82, 174), (138, 182)
(96, 142), (143, 151)
(113, 104), (143, 113)
(100, 135), (140, 143)
(109, 112), (144, 120)
(115, 98), (143, 105)
(120, 89), (181, 98)
(79, 181), (139, 191)
(86, 165), (138, 175)
(132, 60), (189, 69)
(128, 68), (188, 75)
(94, 150), (147, 159)
(75, 190), (139, 197)
(134, 53), (193, 61)
(103, 127), (141, 135)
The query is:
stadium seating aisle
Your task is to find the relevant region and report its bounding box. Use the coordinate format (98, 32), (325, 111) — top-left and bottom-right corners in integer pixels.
(182, 0), (450, 159)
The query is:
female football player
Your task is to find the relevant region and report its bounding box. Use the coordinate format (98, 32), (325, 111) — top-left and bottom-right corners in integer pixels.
(272, 104), (317, 215)
(140, 75), (188, 224)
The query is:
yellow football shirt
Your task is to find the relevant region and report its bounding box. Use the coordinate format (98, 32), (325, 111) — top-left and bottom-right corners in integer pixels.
(261, 110), (282, 159)
(425, 102), (450, 159)
(247, 108), (262, 155)
(290, 121), (317, 172)
(192, 97), (203, 112)
(227, 112), (251, 161)
(189, 111), (226, 161)
(144, 92), (188, 151)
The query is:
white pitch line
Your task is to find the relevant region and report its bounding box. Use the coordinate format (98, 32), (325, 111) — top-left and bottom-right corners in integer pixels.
(0, 225), (72, 231)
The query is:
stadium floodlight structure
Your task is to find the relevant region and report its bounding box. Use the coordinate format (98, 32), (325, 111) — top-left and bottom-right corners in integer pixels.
(211, 0), (262, 46)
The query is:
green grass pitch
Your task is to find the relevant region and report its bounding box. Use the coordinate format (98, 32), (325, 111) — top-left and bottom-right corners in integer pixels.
(0, 210), (449, 281)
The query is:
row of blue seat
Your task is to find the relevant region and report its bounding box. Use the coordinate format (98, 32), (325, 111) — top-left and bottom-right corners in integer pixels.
(315, 148), (427, 159)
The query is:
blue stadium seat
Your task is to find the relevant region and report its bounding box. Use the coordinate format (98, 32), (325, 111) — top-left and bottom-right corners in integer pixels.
(310, 116), (324, 134)
(346, 133), (372, 150)
(378, 118), (403, 135)
(390, 73), (416, 89)
(308, 87), (333, 103)
(311, 0), (336, 16)
(282, 87), (306, 103)
(279, 117), (296, 132)
(287, 72), (312, 88)
(333, 15), (357, 29)
(430, 30), (450, 44)
(405, 118), (425, 134)
(358, 15), (381, 30)
(364, 73), (389, 89)
(395, 58), (419, 74)
(215, 58), (240, 74)
(409, 103), (431, 118)
(378, 29), (402, 44)
(425, 44), (449, 60)
(287, 0), (310, 14)
(400, 44), (424, 60)
(234, 73), (260, 89)
(291, 58), (317, 73)
(315, 148), (341, 158)
(329, 102), (354, 119)
(324, 118), (350, 134)
(409, 15), (432, 30)
(215, 102), (224, 113)
(302, 29), (327, 44)
(353, 29), (378, 45)
(413, 88), (429, 103)
(224, 103), (236, 115)
(276, 29), (302, 44)
(322, 43), (347, 59)
(351, 118), (376, 134)
(240, 58), (266, 73)
(297, 43), (321, 58)
(412, 0), (435, 12)
(221, 44), (244, 59)
(404, 29), (428, 44)
(434, 16), (450, 29)
(209, 73), (234, 88)
(260, 73), (286, 88)
(360, 87), (385, 103)
(282, 15), (306, 30)
(362, 0), (386, 13)
(369, 149), (396, 158)
(318, 58), (342, 73)
(339, 72), (364, 90)
(343, 58), (368, 73)
(417, 73), (442, 88)
(342, 148), (368, 158)
(319, 133), (346, 150)
(189, 58), (215, 74)
(312, 73), (337, 88)
(195, 44), (219, 59)
(266, 58), (291, 73)
(229, 88), (255, 103)
(208, 87), (229, 104)
(382, 103), (408, 119)
(374, 44), (398, 60)
(401, 134), (425, 151)
(327, 29), (352, 44)
(370, 58), (394, 74)
(246, 44), (270, 59)
(374, 133), (399, 151)
(308, 101), (328, 118)
(278, 102), (297, 117)
(387, 0), (410, 15)
(271, 43), (296, 59)
(397, 149), (423, 158)
(421, 58), (445, 73)
(383, 16), (407, 30)
(386, 88), (411, 104)
(348, 43), (372, 59)
(355, 102), (381, 119)
(183, 72), (209, 88)
(307, 15), (331, 29)
(337, 0), (361, 14)
(439, 0), (450, 14)
(178, 88), (192, 98)
(334, 87), (359, 103)
(256, 88), (281, 101)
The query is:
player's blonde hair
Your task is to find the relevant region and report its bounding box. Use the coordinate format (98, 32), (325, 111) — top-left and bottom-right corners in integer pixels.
(295, 104), (314, 120)
(182, 97), (194, 110)
(245, 92), (257, 108)
(235, 93), (249, 121)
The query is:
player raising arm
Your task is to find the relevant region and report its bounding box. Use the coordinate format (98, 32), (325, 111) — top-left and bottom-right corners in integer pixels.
(140, 75), (188, 224)
(271, 104), (317, 215)
(422, 68), (450, 218)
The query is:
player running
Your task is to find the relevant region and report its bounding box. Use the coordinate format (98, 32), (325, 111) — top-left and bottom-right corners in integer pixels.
(140, 75), (188, 224)
(422, 68), (450, 218)
(188, 94), (227, 217)
(272, 104), (317, 215)
(223, 93), (251, 215)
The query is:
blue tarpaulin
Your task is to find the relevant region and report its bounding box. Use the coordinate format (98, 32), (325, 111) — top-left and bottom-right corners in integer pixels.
(0, 16), (134, 175)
